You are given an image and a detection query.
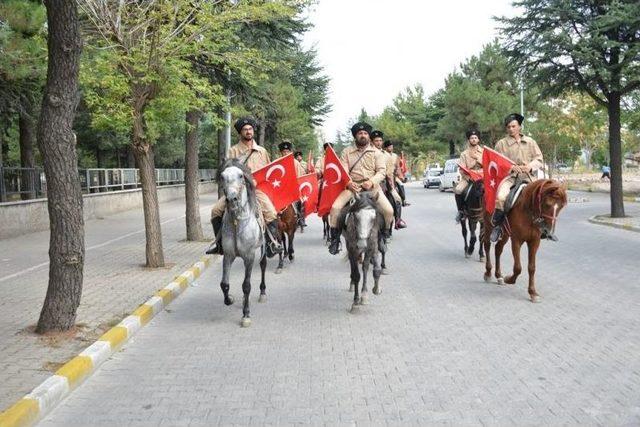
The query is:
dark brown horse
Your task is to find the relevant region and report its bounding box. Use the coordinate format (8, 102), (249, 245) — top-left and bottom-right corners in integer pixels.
(276, 204), (298, 274)
(483, 179), (567, 302)
(460, 180), (485, 261)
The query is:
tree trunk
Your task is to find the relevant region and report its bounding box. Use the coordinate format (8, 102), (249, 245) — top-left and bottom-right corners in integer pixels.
(258, 119), (266, 147)
(19, 110), (36, 200)
(217, 108), (226, 199)
(607, 92), (625, 218)
(127, 146), (136, 168)
(132, 92), (165, 267)
(35, 0), (84, 334)
(185, 110), (204, 241)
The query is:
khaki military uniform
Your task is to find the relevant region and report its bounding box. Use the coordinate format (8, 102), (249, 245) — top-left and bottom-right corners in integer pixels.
(299, 160), (308, 174)
(329, 144), (394, 228)
(211, 140), (278, 222)
(494, 135), (543, 210)
(293, 158), (306, 177)
(315, 156), (325, 176)
(454, 145), (484, 195)
(379, 149), (402, 203)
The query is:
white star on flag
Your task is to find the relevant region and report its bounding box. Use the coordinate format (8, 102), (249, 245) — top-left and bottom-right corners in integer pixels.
(490, 179), (496, 188)
(272, 179), (281, 188)
(301, 195), (308, 202)
(322, 181), (328, 189)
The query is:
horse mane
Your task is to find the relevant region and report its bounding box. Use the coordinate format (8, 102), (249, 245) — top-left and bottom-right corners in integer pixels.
(521, 179), (567, 213)
(219, 158), (258, 213)
(347, 191), (378, 213)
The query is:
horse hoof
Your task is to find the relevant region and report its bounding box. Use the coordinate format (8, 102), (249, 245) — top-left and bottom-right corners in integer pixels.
(373, 286), (381, 295)
(275, 268), (282, 275)
(258, 294), (266, 303)
(289, 255), (295, 262)
(359, 294), (368, 305)
(496, 277), (505, 285)
(479, 256), (485, 262)
(240, 317), (252, 327)
(465, 252), (470, 259)
(349, 283), (355, 292)
(350, 304), (360, 314)
(530, 295), (542, 303)
(483, 274), (491, 283)
(381, 268), (389, 275)
(224, 295), (235, 306)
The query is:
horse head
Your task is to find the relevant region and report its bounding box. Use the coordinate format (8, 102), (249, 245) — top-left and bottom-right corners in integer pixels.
(348, 191), (379, 250)
(525, 179), (568, 236)
(467, 179), (485, 210)
(219, 159), (257, 216)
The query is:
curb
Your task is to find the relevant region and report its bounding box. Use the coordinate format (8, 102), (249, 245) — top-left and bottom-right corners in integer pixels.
(0, 255), (215, 427)
(588, 215), (640, 233)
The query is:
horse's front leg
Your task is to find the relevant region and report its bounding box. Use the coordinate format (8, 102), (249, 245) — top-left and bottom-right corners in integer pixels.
(527, 238), (541, 303)
(372, 251), (382, 295)
(461, 219), (469, 258)
(240, 255), (254, 327)
(359, 252), (371, 305)
(258, 254), (267, 303)
(275, 235), (284, 274)
(349, 253), (360, 312)
(494, 236), (507, 285)
(504, 237), (523, 285)
(468, 219), (477, 256)
(483, 221), (493, 282)
(478, 221), (485, 261)
(288, 232), (295, 261)
(220, 254), (234, 306)
(380, 248), (387, 274)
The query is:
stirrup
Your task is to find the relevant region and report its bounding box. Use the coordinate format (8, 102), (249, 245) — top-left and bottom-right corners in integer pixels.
(455, 211), (464, 224)
(328, 239), (341, 255)
(541, 231), (559, 242)
(395, 219), (407, 229)
(490, 226), (503, 243)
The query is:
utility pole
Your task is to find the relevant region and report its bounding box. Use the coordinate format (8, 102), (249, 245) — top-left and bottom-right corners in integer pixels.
(520, 79), (525, 131)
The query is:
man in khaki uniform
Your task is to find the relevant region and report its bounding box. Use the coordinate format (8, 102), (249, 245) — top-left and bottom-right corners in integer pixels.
(279, 140), (307, 226)
(294, 151), (308, 174)
(370, 130), (406, 230)
(328, 122), (395, 255)
(207, 117), (282, 256)
(455, 129), (484, 223)
(490, 113), (544, 242)
(315, 143), (332, 178)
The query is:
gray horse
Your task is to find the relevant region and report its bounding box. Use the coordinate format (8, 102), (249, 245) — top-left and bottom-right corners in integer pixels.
(218, 159), (267, 327)
(343, 192), (383, 313)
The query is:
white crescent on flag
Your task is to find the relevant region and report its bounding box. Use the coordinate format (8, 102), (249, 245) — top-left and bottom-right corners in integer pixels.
(488, 161), (499, 188)
(266, 164), (285, 181)
(325, 163), (342, 184)
(299, 182), (312, 195)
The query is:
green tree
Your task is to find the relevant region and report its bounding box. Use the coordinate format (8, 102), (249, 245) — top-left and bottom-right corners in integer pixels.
(498, 0), (640, 217)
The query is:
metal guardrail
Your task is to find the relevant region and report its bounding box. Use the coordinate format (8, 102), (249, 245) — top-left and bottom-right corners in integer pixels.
(0, 167), (216, 203)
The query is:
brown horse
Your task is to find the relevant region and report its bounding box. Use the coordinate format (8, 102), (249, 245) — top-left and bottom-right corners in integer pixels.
(276, 204), (298, 274)
(483, 179), (567, 302)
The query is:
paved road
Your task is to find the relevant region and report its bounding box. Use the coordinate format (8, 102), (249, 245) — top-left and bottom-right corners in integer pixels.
(0, 193), (216, 410)
(39, 185), (640, 426)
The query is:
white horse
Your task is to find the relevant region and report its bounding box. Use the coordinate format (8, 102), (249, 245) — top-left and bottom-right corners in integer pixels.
(218, 159), (267, 327)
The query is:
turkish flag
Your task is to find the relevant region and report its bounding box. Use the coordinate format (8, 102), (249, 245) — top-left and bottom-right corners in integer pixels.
(317, 146), (350, 217)
(459, 164), (483, 182)
(253, 153), (300, 211)
(482, 147), (514, 214)
(297, 173), (319, 217)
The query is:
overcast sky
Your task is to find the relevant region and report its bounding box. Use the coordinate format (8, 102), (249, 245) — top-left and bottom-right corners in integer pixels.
(302, 0), (515, 141)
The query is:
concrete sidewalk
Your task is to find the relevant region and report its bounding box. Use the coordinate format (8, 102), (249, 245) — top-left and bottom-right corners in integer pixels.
(0, 192), (218, 411)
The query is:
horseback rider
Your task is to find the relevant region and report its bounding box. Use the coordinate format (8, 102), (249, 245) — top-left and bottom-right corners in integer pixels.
(489, 113), (544, 243)
(294, 151), (308, 174)
(371, 131), (407, 230)
(315, 142), (332, 178)
(455, 129), (484, 223)
(388, 146), (410, 207)
(207, 117), (283, 256)
(279, 140), (307, 227)
(327, 122), (395, 255)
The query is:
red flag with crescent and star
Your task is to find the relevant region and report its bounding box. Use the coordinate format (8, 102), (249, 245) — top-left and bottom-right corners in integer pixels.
(297, 173), (319, 217)
(317, 146), (350, 217)
(459, 164), (484, 182)
(482, 147), (514, 214)
(253, 153), (300, 211)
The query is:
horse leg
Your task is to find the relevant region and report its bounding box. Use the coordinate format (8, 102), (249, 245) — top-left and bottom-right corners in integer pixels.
(276, 234), (285, 274)
(483, 222), (493, 282)
(468, 219), (477, 256)
(240, 255), (254, 327)
(527, 239), (542, 303)
(349, 255), (361, 312)
(220, 254), (234, 306)
(258, 254), (267, 303)
(494, 237), (507, 285)
(380, 249), (388, 275)
(372, 251), (382, 295)
(504, 238), (523, 285)
(360, 253), (371, 305)
(461, 219), (469, 258)
(288, 231), (295, 261)
(478, 221), (485, 262)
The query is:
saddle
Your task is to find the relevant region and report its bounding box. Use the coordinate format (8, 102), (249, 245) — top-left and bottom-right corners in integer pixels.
(504, 178), (528, 215)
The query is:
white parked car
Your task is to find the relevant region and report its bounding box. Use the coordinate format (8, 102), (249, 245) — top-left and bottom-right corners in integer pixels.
(439, 159), (460, 192)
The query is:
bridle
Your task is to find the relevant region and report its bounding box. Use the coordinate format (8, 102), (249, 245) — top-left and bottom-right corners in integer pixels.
(532, 181), (559, 236)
